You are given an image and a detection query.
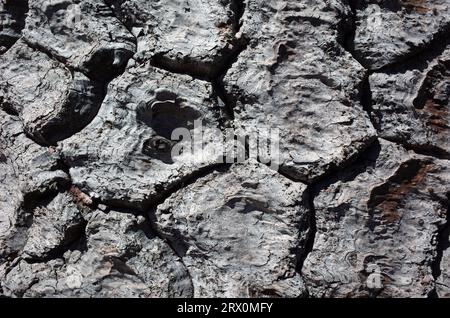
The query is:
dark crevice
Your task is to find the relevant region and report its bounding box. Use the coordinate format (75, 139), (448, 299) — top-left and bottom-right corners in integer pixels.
(54, 154), (74, 176)
(432, 199), (450, 281)
(0, 0), (29, 55)
(0, 98), (19, 117)
(339, 0), (378, 70)
(81, 48), (135, 83)
(22, 130), (56, 149)
(338, 0), (364, 68)
(211, 39), (249, 122)
(150, 53), (225, 81)
(404, 144), (450, 161)
(380, 137), (450, 160)
(358, 75), (380, 130)
(230, 0), (245, 34)
(296, 185), (317, 278)
(428, 288), (439, 298)
(412, 61), (449, 110)
(0, 36), (19, 55)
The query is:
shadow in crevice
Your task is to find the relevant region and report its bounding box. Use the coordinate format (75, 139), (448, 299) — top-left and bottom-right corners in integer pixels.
(0, 0), (29, 54)
(432, 199), (450, 280)
(295, 141), (383, 281)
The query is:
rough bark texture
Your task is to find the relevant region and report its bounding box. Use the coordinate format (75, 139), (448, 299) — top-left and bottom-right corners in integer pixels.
(0, 0), (449, 298)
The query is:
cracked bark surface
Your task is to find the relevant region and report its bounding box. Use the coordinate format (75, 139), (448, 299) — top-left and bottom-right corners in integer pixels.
(302, 139), (450, 297)
(155, 161), (310, 297)
(0, 0), (449, 298)
(370, 44), (450, 158)
(0, 41), (105, 145)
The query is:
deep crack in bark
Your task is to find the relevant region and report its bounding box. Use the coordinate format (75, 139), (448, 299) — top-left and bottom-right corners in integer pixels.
(432, 200), (450, 281)
(297, 185), (317, 298)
